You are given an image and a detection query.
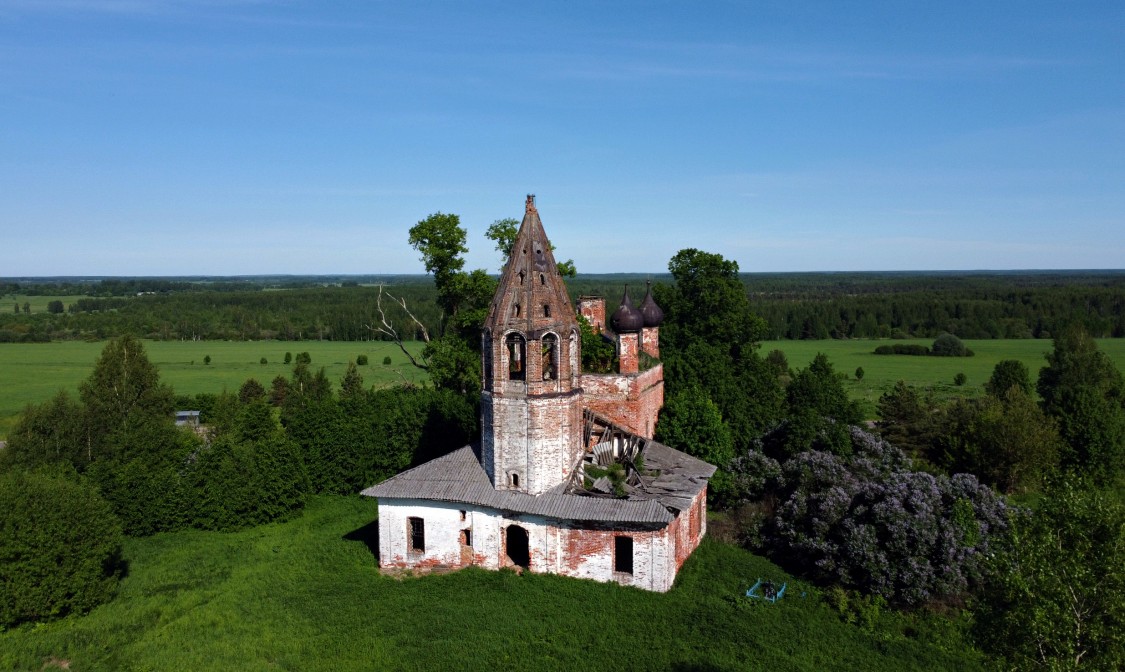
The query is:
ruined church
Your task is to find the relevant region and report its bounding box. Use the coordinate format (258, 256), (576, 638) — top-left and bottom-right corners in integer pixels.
(363, 196), (715, 592)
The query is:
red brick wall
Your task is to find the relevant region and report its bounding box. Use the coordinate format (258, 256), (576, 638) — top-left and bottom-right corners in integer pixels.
(580, 365), (664, 438)
(577, 296), (606, 331)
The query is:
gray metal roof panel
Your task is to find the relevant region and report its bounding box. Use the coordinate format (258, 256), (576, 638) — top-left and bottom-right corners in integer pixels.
(363, 439), (714, 525)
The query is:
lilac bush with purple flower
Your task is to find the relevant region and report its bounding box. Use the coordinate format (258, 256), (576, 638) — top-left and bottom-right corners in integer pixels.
(743, 426), (1010, 606)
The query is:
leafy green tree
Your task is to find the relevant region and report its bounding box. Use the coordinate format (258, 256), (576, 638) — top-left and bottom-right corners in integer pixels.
(190, 399), (307, 531)
(238, 378), (266, 404)
(21, 302), (29, 314)
(284, 352), (292, 365)
(655, 249), (784, 451)
(953, 372), (967, 386)
(1038, 327), (1125, 484)
(985, 359), (1032, 397)
(78, 334), (175, 463)
(1, 391), (86, 472)
(655, 388), (735, 504)
(656, 387), (735, 468)
(269, 375), (289, 407)
(410, 212), (470, 311)
(876, 381), (936, 460)
(967, 388), (1062, 493)
(46, 300), (64, 314)
(0, 469), (123, 628)
(781, 354), (863, 457)
(765, 349), (789, 378)
(339, 362), (364, 400)
(405, 212), (500, 398)
(356, 354), (368, 365)
(854, 366), (864, 381)
(976, 478), (1125, 670)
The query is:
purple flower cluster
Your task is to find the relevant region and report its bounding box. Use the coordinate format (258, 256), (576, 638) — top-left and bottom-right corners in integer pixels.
(753, 427), (1009, 606)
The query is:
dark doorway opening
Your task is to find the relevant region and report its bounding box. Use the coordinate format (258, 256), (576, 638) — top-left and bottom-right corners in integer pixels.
(506, 524), (530, 569)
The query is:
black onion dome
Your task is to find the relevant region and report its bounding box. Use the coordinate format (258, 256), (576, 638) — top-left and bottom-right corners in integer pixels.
(639, 280), (664, 328)
(610, 286), (644, 333)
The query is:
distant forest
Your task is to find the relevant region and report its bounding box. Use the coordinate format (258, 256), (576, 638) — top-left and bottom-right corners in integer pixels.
(2, 271), (1123, 343)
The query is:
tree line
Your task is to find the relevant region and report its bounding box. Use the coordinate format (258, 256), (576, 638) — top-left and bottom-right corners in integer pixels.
(4, 271), (1124, 343)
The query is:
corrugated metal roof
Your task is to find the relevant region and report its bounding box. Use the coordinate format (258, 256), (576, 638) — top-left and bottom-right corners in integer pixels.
(362, 440), (714, 526)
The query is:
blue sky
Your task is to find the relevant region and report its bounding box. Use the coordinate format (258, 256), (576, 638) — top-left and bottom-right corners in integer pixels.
(2, 1), (1123, 276)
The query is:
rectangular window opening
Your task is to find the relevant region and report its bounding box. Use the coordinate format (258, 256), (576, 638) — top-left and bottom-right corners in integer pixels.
(614, 536), (634, 575)
(461, 528), (472, 547)
(408, 517), (425, 553)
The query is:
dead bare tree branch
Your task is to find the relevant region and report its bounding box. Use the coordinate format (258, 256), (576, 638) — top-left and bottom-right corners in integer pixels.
(368, 285), (431, 370)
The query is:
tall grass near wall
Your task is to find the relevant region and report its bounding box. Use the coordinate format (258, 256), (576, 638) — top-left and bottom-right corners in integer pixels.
(0, 496), (983, 672)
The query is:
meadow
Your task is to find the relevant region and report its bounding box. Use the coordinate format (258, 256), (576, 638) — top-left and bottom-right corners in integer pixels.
(5, 337), (1125, 437)
(761, 338), (1125, 417)
(0, 340), (427, 438)
(0, 495), (981, 672)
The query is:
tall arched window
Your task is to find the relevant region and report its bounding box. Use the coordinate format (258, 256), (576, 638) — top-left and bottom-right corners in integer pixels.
(506, 333), (526, 381)
(482, 333), (493, 388)
(541, 333), (558, 381)
(569, 330), (579, 383)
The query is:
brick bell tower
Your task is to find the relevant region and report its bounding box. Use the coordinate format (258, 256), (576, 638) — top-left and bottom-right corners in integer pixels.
(480, 195), (583, 495)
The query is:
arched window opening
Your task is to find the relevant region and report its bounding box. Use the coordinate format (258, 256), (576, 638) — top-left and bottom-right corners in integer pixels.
(541, 333), (558, 380)
(510, 472), (520, 488)
(506, 525), (530, 569)
(482, 333), (493, 387)
(540, 273), (546, 285)
(543, 304), (551, 317)
(518, 271), (525, 285)
(512, 303), (521, 317)
(569, 331), (578, 381)
(506, 333), (526, 381)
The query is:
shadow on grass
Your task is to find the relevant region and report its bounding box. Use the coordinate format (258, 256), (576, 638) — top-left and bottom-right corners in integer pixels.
(343, 519), (380, 561)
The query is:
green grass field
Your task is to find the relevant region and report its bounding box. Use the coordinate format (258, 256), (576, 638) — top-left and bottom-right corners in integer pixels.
(0, 495), (981, 671)
(761, 338), (1125, 418)
(0, 340), (428, 439)
(4, 337), (1124, 437)
(2, 294), (95, 314)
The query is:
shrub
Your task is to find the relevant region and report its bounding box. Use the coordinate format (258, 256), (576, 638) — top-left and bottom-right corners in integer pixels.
(874, 344), (930, 356)
(284, 352), (292, 365)
(748, 427), (1010, 606)
(766, 349), (789, 376)
(984, 359), (1031, 397)
(239, 378), (267, 404)
(854, 366), (864, 381)
(203, 355), (212, 365)
(382, 356), (392, 366)
(931, 333), (972, 357)
(356, 354), (369, 365)
(189, 401), (307, 531)
(0, 469), (123, 628)
(260, 356), (268, 365)
(954, 372), (967, 386)
(295, 352), (312, 365)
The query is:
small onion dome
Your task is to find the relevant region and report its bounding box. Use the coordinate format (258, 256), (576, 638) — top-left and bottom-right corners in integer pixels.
(639, 280), (664, 328)
(610, 286), (644, 333)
